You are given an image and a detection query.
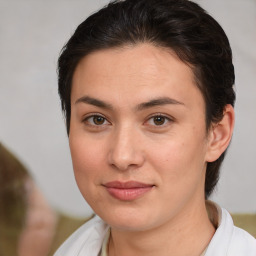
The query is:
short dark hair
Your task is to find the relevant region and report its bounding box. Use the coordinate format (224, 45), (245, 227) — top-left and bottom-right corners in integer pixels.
(58, 0), (235, 198)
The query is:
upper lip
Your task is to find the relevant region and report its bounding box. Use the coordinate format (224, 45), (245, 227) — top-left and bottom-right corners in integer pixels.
(103, 181), (154, 189)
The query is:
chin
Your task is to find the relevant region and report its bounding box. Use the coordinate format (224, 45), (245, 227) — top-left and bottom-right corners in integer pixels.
(95, 205), (157, 232)
(107, 218), (152, 232)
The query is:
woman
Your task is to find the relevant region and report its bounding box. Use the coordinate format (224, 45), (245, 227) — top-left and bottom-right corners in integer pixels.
(54, 0), (256, 255)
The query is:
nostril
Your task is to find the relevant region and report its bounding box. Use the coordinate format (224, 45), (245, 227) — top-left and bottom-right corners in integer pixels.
(107, 130), (145, 171)
(108, 149), (145, 171)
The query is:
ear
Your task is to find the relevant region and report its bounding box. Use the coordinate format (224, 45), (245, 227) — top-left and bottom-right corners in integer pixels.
(205, 104), (235, 162)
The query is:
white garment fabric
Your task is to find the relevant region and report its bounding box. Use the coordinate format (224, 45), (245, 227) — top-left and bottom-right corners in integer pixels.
(54, 202), (256, 256)
(98, 227), (208, 256)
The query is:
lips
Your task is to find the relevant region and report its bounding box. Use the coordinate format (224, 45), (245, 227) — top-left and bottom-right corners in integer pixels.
(103, 181), (154, 201)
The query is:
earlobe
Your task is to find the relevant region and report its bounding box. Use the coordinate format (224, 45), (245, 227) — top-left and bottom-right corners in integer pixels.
(205, 104), (235, 162)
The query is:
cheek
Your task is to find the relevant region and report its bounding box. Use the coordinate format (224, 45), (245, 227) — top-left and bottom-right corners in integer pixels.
(69, 138), (108, 213)
(69, 135), (105, 188)
(149, 132), (207, 186)
(149, 139), (207, 215)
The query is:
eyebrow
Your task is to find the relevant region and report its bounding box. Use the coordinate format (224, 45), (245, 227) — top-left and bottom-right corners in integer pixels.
(136, 97), (185, 111)
(75, 95), (184, 111)
(75, 96), (113, 110)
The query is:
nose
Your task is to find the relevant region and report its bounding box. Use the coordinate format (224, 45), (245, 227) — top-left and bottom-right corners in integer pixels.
(108, 126), (145, 171)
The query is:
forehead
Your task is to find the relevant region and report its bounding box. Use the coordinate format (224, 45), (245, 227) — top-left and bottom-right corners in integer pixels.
(71, 43), (204, 109)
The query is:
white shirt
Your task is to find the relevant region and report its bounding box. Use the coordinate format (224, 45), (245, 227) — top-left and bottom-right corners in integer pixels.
(54, 202), (256, 256)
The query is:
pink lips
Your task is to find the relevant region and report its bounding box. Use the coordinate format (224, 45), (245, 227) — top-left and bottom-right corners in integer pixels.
(103, 181), (154, 201)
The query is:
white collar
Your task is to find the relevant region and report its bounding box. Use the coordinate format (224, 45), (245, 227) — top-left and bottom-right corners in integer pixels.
(54, 201), (256, 256)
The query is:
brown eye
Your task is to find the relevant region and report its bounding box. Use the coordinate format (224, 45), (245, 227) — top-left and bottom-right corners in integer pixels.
(93, 116), (106, 125)
(83, 114), (110, 129)
(153, 116), (166, 125)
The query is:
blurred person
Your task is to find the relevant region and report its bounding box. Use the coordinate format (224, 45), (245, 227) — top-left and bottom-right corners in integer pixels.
(0, 143), (29, 255)
(0, 143), (86, 256)
(54, 0), (256, 255)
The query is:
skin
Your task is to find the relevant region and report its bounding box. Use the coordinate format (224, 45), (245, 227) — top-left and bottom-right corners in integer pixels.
(18, 179), (57, 256)
(69, 44), (234, 256)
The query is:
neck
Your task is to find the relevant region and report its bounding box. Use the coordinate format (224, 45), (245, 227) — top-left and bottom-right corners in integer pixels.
(109, 199), (215, 256)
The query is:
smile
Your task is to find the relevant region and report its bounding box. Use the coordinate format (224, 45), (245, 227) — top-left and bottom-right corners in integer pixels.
(103, 181), (154, 201)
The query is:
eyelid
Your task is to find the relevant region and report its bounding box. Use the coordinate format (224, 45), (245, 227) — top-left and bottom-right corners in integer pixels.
(144, 113), (174, 126)
(82, 113), (111, 126)
(147, 113), (174, 120)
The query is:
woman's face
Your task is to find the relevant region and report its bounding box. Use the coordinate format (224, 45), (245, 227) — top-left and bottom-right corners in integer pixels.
(69, 44), (212, 231)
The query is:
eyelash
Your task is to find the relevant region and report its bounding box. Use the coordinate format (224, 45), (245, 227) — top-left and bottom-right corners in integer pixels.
(82, 113), (173, 129)
(145, 114), (173, 127)
(83, 114), (111, 127)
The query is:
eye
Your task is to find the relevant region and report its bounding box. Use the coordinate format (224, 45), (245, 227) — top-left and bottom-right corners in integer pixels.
(83, 114), (110, 126)
(146, 114), (172, 126)
(92, 116), (106, 125)
(152, 116), (166, 125)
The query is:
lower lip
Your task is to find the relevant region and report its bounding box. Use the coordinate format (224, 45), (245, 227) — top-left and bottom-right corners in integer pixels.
(105, 187), (153, 201)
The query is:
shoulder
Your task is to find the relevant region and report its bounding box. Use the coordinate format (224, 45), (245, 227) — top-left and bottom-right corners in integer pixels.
(206, 201), (256, 256)
(222, 208), (256, 255)
(54, 215), (109, 256)
(228, 225), (256, 256)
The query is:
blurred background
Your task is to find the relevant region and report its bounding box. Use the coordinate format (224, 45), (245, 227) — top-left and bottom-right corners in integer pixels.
(0, 0), (255, 219)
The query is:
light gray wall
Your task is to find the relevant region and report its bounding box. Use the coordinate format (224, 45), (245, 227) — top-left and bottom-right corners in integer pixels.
(0, 0), (255, 217)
